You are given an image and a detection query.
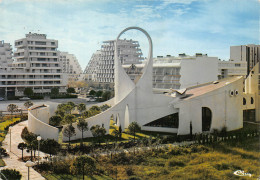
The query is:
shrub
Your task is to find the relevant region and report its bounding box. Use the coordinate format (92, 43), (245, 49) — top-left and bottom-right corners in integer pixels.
(166, 158), (186, 167)
(129, 176), (142, 180)
(126, 166), (134, 176)
(0, 169), (22, 180)
(50, 94), (77, 99)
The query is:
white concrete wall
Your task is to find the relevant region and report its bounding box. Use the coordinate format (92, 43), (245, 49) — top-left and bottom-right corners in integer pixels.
(175, 77), (244, 135)
(28, 105), (59, 141)
(180, 57), (218, 88)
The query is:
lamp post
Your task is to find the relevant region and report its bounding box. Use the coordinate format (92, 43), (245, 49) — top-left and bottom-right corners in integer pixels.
(9, 127), (12, 152)
(25, 160), (34, 180)
(37, 136), (41, 164)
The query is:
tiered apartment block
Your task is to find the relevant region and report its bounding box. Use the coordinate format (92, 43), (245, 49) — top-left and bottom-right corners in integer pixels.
(0, 33), (67, 97)
(59, 52), (83, 82)
(96, 39), (143, 83)
(0, 40), (13, 68)
(84, 50), (101, 82)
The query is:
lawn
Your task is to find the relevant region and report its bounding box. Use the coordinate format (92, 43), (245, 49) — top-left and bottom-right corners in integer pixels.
(42, 173), (112, 180)
(0, 159), (5, 167)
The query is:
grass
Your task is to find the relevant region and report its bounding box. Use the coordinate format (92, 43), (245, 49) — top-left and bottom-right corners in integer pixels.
(99, 136), (260, 180)
(42, 173), (113, 180)
(65, 119), (174, 147)
(0, 159), (5, 167)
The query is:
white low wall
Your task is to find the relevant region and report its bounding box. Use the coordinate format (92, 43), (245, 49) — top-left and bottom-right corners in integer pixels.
(28, 104), (59, 141)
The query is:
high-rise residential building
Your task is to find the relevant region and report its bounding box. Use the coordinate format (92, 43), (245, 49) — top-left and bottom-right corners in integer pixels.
(96, 39), (143, 83)
(0, 40), (13, 68)
(83, 50), (101, 82)
(123, 53), (219, 89)
(230, 44), (260, 75)
(0, 32), (67, 97)
(59, 52), (83, 82)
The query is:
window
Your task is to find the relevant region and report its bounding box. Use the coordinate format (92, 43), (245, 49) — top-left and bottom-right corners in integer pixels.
(235, 63), (241, 67)
(144, 113), (179, 128)
(202, 107), (212, 131)
(243, 98), (246, 105)
(251, 97), (254, 104)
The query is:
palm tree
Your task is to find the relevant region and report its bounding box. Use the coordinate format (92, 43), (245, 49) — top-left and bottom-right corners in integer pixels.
(77, 119), (89, 147)
(7, 104), (18, 120)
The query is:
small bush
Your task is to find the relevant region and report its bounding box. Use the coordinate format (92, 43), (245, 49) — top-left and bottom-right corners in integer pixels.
(166, 158), (186, 167)
(126, 167), (134, 176)
(0, 169), (22, 180)
(129, 176), (142, 180)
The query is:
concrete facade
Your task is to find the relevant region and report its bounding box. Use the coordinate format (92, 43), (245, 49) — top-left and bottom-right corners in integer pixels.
(0, 40), (13, 68)
(59, 52), (83, 82)
(0, 33), (68, 97)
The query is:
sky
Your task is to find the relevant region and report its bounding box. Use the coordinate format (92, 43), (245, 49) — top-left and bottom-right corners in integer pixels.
(0, 0), (259, 69)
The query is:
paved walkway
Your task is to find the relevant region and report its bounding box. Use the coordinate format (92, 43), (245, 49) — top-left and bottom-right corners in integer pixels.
(1, 121), (45, 180)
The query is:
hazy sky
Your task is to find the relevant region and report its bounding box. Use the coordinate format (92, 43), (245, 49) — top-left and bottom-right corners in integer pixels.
(0, 0), (259, 69)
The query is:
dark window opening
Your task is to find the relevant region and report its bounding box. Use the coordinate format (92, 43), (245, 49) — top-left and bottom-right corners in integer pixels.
(202, 107), (212, 131)
(144, 113), (179, 128)
(251, 97), (254, 104)
(243, 98), (246, 105)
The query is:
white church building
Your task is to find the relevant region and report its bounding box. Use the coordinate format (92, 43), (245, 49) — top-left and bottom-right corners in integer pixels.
(28, 27), (258, 142)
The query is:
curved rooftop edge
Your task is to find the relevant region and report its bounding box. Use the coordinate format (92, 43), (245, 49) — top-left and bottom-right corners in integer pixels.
(28, 104), (59, 141)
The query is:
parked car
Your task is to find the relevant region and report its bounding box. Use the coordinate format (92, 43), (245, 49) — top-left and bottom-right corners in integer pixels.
(0, 97), (4, 101)
(19, 97), (31, 101)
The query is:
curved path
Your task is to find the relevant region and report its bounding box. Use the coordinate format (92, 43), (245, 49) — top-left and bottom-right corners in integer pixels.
(0, 120), (45, 180)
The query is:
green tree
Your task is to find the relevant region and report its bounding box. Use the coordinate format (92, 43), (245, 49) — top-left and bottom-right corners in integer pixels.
(89, 90), (96, 96)
(49, 115), (62, 126)
(67, 102), (75, 113)
(63, 104), (73, 114)
(67, 87), (76, 94)
(72, 155), (96, 179)
(82, 110), (91, 118)
(17, 142), (27, 160)
(89, 105), (100, 112)
(7, 104), (18, 120)
(55, 109), (65, 117)
(100, 104), (111, 111)
(112, 129), (121, 143)
(102, 91), (111, 101)
(24, 100), (33, 109)
(77, 103), (86, 115)
(24, 87), (34, 97)
(51, 87), (59, 96)
(41, 139), (60, 158)
(64, 114), (75, 124)
(90, 125), (106, 145)
(128, 122), (141, 145)
(96, 90), (103, 98)
(63, 124), (76, 150)
(77, 119), (89, 147)
(0, 111), (3, 120)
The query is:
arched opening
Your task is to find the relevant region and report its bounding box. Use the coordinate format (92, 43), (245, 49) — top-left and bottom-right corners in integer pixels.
(251, 97), (254, 104)
(202, 107), (212, 131)
(124, 105), (130, 129)
(243, 98), (246, 105)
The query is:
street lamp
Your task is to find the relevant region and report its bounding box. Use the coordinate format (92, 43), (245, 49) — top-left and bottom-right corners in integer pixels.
(9, 127), (12, 152)
(37, 136), (41, 164)
(25, 160), (34, 180)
